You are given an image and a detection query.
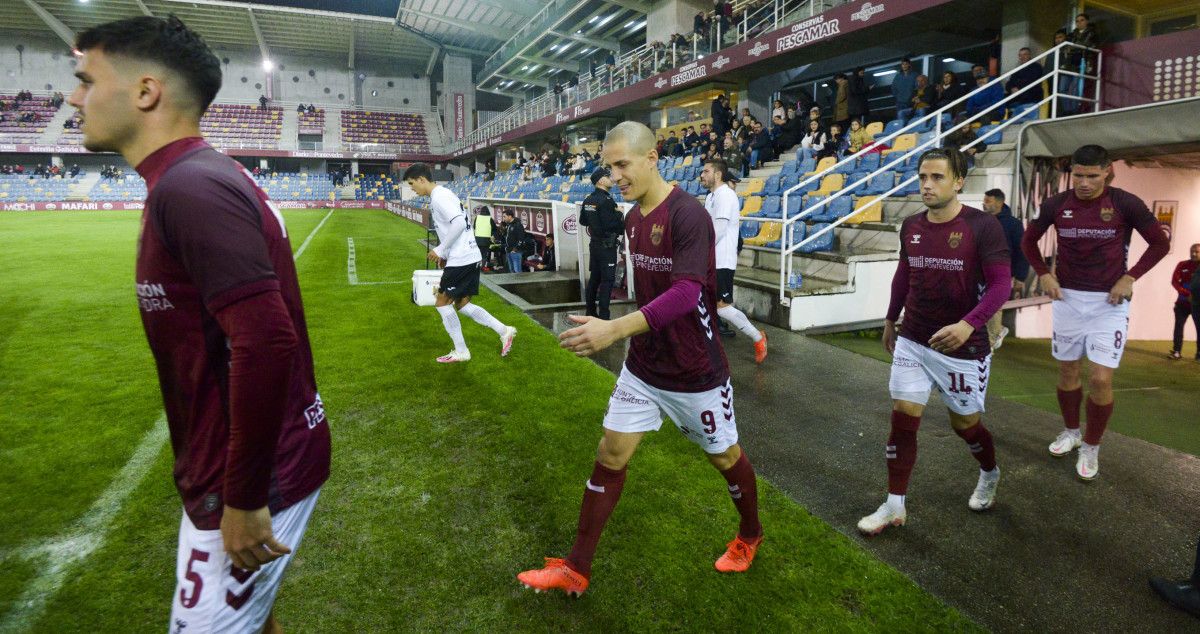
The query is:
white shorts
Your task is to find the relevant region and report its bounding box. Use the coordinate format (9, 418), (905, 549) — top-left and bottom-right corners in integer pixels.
(1051, 289), (1131, 368)
(889, 336), (991, 415)
(169, 488), (320, 634)
(603, 365), (738, 454)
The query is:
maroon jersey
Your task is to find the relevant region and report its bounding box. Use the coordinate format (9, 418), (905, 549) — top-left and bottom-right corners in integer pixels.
(898, 206), (1009, 360)
(625, 186), (729, 392)
(135, 137), (330, 530)
(1029, 187), (1161, 292)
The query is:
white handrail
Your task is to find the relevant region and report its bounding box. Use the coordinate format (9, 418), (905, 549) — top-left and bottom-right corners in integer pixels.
(771, 40), (1101, 304)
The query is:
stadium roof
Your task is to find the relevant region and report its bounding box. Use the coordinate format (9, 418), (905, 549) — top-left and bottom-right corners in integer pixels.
(0, 0), (539, 70)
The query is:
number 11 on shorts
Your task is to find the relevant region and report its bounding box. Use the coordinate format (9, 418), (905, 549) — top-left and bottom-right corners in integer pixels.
(947, 372), (972, 394)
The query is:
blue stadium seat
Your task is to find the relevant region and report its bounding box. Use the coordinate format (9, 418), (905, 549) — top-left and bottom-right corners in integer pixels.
(762, 174), (782, 196)
(881, 119), (905, 138)
(857, 153), (881, 172)
(760, 195), (782, 218)
(739, 221), (759, 239)
(846, 171), (872, 195)
(864, 171), (895, 195)
(799, 223), (834, 252)
(896, 170), (920, 196)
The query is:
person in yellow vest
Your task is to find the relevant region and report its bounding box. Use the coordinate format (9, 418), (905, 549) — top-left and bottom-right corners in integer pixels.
(474, 205), (496, 271)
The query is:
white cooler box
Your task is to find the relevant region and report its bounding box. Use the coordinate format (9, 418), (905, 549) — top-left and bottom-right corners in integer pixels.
(412, 269), (441, 306)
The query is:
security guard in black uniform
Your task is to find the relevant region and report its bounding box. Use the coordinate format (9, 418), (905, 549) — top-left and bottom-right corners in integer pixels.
(580, 167), (623, 319)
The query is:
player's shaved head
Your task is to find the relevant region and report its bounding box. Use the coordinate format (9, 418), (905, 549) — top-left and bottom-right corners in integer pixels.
(605, 121), (656, 155)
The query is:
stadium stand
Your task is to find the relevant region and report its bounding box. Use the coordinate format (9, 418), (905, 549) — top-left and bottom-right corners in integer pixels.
(341, 111), (429, 151)
(200, 104), (283, 149)
(298, 108), (325, 136)
(0, 93), (56, 143)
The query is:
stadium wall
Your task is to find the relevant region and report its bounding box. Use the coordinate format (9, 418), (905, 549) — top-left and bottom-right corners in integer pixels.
(0, 36), (80, 95)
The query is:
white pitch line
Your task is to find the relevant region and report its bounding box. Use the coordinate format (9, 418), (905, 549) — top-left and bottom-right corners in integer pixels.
(0, 417), (168, 633)
(0, 210), (332, 632)
(1003, 386), (1161, 399)
(346, 236), (408, 285)
(346, 237), (359, 285)
(293, 208), (334, 262)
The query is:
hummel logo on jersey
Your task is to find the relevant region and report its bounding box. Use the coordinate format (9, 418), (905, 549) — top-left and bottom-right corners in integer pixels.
(910, 234), (921, 244)
(1062, 209), (1073, 218)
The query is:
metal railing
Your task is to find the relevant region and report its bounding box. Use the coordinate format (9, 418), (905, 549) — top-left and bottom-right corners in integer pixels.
(748, 40), (1101, 304)
(459, 0), (851, 152)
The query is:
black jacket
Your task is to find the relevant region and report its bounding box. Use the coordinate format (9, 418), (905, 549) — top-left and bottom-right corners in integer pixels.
(848, 74), (870, 117)
(504, 218), (526, 252)
(580, 188), (623, 248)
(1006, 62), (1045, 105)
(995, 204), (1030, 281)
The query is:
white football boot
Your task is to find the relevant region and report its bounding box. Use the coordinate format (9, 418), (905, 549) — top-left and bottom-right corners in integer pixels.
(1048, 429), (1082, 457)
(968, 468), (1000, 511)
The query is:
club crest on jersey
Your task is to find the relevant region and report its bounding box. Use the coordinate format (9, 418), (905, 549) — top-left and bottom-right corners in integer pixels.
(948, 231), (963, 248)
(1100, 207), (1115, 222)
(650, 223), (664, 246)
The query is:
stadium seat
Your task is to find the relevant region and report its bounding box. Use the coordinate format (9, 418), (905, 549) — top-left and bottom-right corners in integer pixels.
(812, 174), (845, 196)
(863, 171), (896, 195)
(793, 194), (819, 219)
(865, 121), (884, 138)
(740, 178), (764, 196)
(743, 221), (782, 246)
(762, 174), (782, 196)
(741, 195), (763, 216)
(882, 134), (917, 157)
(846, 196), (883, 224)
(739, 221), (759, 240)
(880, 119), (905, 138)
(760, 196), (782, 218)
(896, 170), (920, 196)
(857, 152), (881, 171)
(813, 156), (837, 175)
(799, 222), (834, 252)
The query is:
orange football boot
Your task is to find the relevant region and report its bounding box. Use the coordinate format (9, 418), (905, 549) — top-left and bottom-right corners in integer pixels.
(754, 331), (768, 364)
(715, 535), (762, 573)
(517, 558), (589, 597)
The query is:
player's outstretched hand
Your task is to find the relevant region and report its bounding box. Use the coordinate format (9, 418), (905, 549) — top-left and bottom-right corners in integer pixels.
(560, 315), (619, 357)
(1107, 274), (1134, 305)
(221, 505), (292, 571)
(928, 320), (974, 354)
(882, 320), (898, 354)
(1039, 273), (1062, 300)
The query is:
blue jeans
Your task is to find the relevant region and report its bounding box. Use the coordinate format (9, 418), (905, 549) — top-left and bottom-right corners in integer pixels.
(749, 149), (760, 168)
(507, 251), (524, 273)
(1057, 74), (1078, 115)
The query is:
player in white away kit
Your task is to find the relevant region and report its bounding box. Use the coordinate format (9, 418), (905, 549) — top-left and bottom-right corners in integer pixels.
(858, 148), (1012, 535)
(1020, 145), (1169, 480)
(701, 157), (768, 363)
(404, 162), (517, 363)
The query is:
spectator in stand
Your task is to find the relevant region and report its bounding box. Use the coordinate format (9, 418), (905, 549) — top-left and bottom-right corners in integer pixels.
(909, 74), (932, 120)
(748, 120), (773, 169)
(720, 136), (739, 175)
(1006, 47), (1045, 116)
(1052, 29), (1079, 115)
(693, 12), (709, 50)
(807, 106), (822, 126)
(259, 94), (269, 109)
(799, 119), (827, 157)
(825, 123), (849, 158)
(572, 153), (587, 175)
(942, 114), (988, 166)
(307, 104), (315, 114)
(710, 93), (728, 138)
(297, 103), (306, 113)
(934, 70), (969, 113)
(832, 74), (850, 130)
(773, 112), (801, 156)
(69, 164), (80, 178)
(771, 99), (786, 122)
(1169, 243), (1200, 360)
(965, 71), (1004, 123)
(730, 118), (746, 144)
(848, 119), (872, 154)
(50, 92), (64, 108)
(501, 210), (526, 273)
(891, 57), (918, 121)
(1069, 13), (1099, 77)
(683, 126), (700, 155)
(849, 67), (870, 125)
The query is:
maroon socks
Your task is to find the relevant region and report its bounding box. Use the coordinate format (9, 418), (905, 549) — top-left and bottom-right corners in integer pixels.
(955, 423), (997, 471)
(887, 410), (921, 495)
(567, 461), (627, 577)
(1057, 387), (1083, 430)
(720, 452), (762, 540)
(1084, 398), (1114, 445)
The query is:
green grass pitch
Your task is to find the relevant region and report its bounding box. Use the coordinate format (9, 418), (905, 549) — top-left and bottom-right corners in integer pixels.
(0, 208), (980, 632)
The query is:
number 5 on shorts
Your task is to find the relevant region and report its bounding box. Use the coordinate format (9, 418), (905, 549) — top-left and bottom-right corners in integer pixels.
(180, 548), (209, 609)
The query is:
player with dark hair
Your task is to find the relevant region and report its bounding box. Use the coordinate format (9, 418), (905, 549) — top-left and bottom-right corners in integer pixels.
(1021, 144), (1169, 479)
(404, 162), (517, 363)
(700, 157), (767, 362)
(858, 148), (1012, 535)
(517, 121), (763, 596)
(70, 16), (328, 633)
